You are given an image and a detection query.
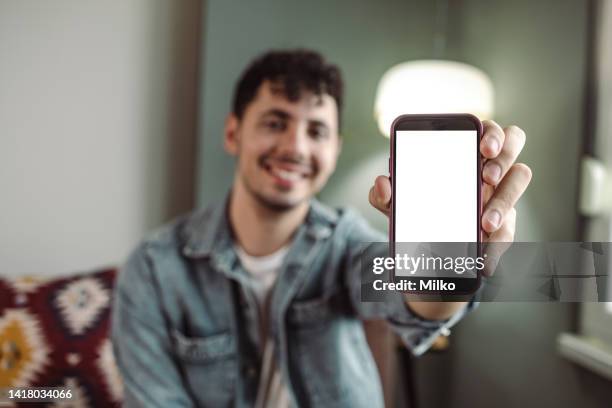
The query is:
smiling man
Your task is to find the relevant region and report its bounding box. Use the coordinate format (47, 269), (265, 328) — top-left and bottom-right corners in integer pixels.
(112, 49), (531, 408)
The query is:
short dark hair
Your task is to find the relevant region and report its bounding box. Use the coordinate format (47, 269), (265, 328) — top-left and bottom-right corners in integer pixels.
(231, 49), (344, 129)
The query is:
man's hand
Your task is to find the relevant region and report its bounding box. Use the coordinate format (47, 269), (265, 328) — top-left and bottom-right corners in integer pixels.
(368, 120), (532, 319)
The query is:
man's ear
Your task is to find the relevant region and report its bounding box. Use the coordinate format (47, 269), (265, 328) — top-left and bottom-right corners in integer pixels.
(224, 114), (240, 156)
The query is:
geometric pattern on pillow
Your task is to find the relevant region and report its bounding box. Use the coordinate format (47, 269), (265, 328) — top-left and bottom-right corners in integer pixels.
(96, 339), (124, 402)
(0, 309), (50, 388)
(0, 268), (122, 407)
(53, 277), (111, 336)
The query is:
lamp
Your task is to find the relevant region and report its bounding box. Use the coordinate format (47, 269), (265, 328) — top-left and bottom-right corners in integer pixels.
(373, 0), (495, 136)
(374, 60), (494, 136)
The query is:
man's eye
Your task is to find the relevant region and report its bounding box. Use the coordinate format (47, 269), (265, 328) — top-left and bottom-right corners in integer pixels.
(264, 120), (286, 131)
(309, 126), (329, 140)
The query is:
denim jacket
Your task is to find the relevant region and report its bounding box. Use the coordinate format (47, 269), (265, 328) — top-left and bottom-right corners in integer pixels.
(111, 198), (475, 408)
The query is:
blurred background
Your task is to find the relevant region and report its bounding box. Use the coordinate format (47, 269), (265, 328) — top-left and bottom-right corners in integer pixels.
(1, 0), (612, 407)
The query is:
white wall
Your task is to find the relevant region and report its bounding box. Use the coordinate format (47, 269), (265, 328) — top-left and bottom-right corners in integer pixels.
(0, 1), (201, 277)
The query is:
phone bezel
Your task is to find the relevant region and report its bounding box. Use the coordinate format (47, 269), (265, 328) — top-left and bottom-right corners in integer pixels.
(389, 113), (483, 296)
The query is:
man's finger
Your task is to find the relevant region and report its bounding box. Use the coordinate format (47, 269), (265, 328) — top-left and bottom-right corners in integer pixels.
(369, 175), (391, 216)
(480, 120), (506, 159)
(482, 163), (532, 233)
(482, 183), (495, 207)
(482, 125), (526, 186)
(483, 208), (516, 276)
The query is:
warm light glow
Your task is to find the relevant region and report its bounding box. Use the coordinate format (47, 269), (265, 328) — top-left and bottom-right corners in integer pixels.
(374, 60), (494, 136)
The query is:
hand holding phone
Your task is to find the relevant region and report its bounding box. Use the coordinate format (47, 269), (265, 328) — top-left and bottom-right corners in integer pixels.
(368, 115), (532, 295)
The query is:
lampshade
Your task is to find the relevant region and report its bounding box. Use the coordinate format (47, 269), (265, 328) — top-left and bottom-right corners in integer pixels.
(374, 60), (494, 136)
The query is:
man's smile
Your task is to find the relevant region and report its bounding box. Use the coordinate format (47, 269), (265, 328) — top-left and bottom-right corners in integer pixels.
(261, 158), (314, 188)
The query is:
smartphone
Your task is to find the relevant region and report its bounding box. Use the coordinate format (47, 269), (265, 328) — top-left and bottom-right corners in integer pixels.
(389, 114), (483, 295)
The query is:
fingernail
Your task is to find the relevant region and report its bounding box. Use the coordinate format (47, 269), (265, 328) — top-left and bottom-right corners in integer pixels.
(485, 210), (501, 229)
(486, 135), (500, 154)
(484, 163), (502, 183)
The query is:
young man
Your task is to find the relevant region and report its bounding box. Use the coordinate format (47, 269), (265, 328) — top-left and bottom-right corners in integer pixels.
(112, 49), (531, 407)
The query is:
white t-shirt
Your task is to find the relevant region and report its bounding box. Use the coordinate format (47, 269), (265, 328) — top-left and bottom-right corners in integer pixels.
(234, 244), (291, 408)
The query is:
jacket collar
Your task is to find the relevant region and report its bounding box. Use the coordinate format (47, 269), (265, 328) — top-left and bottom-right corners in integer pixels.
(181, 195), (230, 259)
(181, 193), (338, 260)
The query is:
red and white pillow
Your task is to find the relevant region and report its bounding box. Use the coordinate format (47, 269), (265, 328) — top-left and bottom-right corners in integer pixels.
(0, 268), (122, 407)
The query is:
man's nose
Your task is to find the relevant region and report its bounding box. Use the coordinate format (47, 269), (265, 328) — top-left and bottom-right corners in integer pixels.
(279, 124), (309, 156)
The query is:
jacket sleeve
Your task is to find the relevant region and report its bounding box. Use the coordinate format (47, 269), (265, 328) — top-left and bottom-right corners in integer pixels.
(342, 212), (479, 357)
(111, 245), (195, 407)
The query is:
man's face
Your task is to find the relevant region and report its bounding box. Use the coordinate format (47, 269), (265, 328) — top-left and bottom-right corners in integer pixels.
(225, 81), (341, 211)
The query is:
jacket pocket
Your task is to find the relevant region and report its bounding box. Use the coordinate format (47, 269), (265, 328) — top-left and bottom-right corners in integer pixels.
(171, 330), (238, 408)
(171, 330), (236, 363)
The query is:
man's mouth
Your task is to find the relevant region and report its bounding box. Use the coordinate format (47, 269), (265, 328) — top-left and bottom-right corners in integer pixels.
(262, 159), (313, 187)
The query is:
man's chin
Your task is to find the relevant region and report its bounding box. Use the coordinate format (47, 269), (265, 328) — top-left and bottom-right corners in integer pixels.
(254, 191), (309, 212)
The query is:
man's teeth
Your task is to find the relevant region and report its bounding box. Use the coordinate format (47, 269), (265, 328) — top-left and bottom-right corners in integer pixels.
(270, 167), (302, 181)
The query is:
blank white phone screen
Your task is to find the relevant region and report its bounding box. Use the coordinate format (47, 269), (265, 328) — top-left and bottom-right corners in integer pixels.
(395, 130), (477, 242)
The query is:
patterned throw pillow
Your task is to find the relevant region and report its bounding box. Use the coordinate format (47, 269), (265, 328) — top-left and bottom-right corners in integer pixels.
(0, 268), (123, 407)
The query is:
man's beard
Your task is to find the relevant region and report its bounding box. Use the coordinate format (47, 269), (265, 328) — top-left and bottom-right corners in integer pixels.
(242, 173), (306, 213)
(240, 152), (317, 212)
